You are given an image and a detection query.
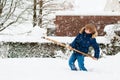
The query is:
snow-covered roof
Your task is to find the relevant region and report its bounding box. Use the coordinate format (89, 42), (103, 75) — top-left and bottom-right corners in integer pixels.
(55, 11), (120, 16)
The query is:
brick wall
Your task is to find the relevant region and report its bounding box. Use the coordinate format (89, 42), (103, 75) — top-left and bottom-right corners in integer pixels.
(54, 16), (120, 36)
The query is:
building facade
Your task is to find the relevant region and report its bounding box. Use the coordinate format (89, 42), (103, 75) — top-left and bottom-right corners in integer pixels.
(54, 15), (120, 36)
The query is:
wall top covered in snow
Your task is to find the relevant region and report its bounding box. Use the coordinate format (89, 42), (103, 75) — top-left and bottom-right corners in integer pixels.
(55, 11), (120, 16)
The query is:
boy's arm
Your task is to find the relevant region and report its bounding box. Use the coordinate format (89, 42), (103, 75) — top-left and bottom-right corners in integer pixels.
(69, 34), (80, 48)
(91, 38), (100, 59)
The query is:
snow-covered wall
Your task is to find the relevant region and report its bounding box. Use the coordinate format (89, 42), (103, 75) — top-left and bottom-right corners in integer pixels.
(0, 42), (67, 58)
(0, 35), (119, 58)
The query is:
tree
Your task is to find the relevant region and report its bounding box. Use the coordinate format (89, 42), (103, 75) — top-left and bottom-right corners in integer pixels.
(0, 0), (3, 16)
(0, 0), (33, 32)
(33, 0), (37, 27)
(33, 0), (73, 28)
(38, 0), (43, 27)
(0, 0), (73, 33)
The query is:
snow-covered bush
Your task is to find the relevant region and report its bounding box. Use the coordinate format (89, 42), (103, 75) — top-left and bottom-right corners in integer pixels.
(105, 36), (120, 55)
(103, 24), (120, 55)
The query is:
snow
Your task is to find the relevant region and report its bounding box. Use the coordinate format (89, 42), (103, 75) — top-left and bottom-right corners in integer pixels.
(28, 26), (47, 37)
(0, 0), (120, 80)
(55, 11), (120, 16)
(0, 34), (110, 44)
(0, 21), (109, 44)
(104, 0), (120, 12)
(73, 0), (106, 12)
(104, 24), (115, 34)
(55, 0), (120, 16)
(104, 24), (120, 33)
(0, 53), (120, 80)
(0, 22), (109, 44)
(0, 22), (33, 35)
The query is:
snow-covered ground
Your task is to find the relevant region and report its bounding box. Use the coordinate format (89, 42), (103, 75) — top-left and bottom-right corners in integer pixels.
(0, 53), (120, 80)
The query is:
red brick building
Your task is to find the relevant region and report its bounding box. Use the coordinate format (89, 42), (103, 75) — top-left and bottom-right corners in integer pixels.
(54, 15), (120, 36)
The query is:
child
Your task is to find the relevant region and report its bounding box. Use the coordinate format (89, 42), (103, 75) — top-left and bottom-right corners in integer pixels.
(68, 23), (100, 71)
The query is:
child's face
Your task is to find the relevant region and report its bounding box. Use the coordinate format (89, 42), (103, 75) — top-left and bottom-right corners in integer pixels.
(85, 29), (92, 34)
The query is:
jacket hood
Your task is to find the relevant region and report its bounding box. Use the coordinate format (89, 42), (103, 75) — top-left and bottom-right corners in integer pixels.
(79, 27), (98, 38)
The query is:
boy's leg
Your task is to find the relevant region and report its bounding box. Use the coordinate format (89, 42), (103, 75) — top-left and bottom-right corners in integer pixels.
(77, 55), (87, 71)
(68, 53), (77, 70)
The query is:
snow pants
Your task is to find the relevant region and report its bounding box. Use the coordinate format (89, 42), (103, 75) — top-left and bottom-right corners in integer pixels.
(68, 53), (87, 71)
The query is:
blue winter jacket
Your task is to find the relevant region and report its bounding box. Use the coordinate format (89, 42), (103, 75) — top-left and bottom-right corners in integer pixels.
(70, 31), (100, 59)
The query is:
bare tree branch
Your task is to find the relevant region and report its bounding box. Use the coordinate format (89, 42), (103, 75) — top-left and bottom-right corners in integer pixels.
(0, 1), (32, 31)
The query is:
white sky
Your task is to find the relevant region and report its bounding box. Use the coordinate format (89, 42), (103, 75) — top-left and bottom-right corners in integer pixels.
(73, 0), (107, 12)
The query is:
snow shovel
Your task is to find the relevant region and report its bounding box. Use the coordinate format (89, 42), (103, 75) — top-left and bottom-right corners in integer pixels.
(42, 37), (97, 60)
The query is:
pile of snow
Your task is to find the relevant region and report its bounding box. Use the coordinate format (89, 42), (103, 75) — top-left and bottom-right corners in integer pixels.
(104, 24), (115, 35)
(96, 36), (110, 44)
(0, 24), (48, 43)
(104, 24), (120, 42)
(104, 24), (120, 35)
(0, 22), (33, 35)
(28, 26), (47, 37)
(0, 53), (120, 80)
